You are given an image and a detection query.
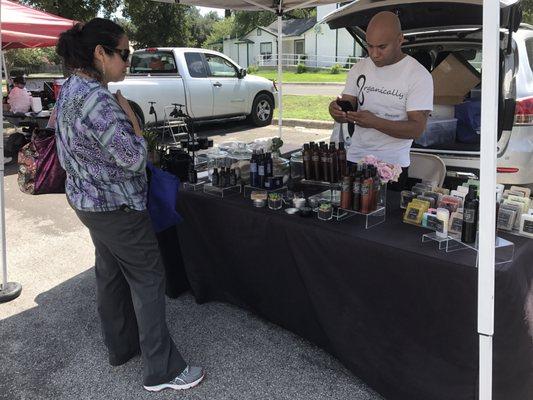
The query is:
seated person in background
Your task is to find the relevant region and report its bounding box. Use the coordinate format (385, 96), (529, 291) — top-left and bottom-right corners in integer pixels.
(7, 76), (32, 114)
(149, 56), (164, 71)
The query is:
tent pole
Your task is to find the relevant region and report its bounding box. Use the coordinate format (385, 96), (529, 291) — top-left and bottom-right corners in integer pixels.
(0, 46), (22, 303)
(478, 0), (499, 399)
(277, 13), (282, 139)
(2, 50), (10, 95)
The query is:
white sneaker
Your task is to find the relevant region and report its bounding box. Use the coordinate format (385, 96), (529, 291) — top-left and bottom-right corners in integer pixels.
(143, 366), (205, 392)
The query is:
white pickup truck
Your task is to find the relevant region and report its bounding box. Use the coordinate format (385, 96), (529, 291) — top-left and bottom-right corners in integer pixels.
(109, 47), (277, 127)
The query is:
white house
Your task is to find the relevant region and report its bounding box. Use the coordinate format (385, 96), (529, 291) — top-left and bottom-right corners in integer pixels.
(220, 4), (363, 69)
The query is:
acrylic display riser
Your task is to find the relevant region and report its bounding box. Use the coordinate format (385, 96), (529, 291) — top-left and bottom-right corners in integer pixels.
(182, 180), (207, 191)
(309, 188), (387, 229)
(203, 183), (241, 198)
(421, 231), (515, 265)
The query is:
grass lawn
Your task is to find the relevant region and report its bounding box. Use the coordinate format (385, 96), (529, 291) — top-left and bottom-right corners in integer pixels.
(274, 95), (333, 121)
(253, 69), (347, 83)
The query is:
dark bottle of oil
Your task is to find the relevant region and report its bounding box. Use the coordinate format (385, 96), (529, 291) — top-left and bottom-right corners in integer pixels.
(338, 142), (347, 178)
(360, 168), (373, 214)
(321, 144), (330, 182)
(249, 152), (258, 187)
(311, 143), (321, 181)
(352, 164), (362, 211)
(461, 186), (479, 244)
(211, 167), (219, 187)
(340, 175), (353, 209)
(329, 142), (338, 183)
(302, 143), (312, 180)
(266, 152), (273, 177)
(258, 153), (266, 188)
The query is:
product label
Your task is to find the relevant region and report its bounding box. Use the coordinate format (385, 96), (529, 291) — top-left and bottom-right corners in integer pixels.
(250, 163), (257, 173)
(258, 166), (265, 176)
(523, 219), (533, 234)
(353, 182), (361, 194)
(361, 185), (370, 196)
(464, 209), (476, 224)
(497, 210), (513, 230)
(407, 208), (420, 221)
(341, 182), (351, 191)
(427, 215), (444, 232)
(312, 155), (319, 162)
(450, 216), (463, 233)
(321, 156), (328, 163)
(303, 154), (310, 161)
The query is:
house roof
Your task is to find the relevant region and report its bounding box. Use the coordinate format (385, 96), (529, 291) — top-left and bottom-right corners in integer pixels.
(265, 17), (317, 37)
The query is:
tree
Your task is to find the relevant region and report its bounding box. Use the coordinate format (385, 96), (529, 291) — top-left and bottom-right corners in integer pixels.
(186, 8), (221, 48)
(22, 0), (121, 21)
(522, 0), (533, 24)
(122, 0), (192, 48)
(204, 15), (235, 48)
(5, 47), (60, 72)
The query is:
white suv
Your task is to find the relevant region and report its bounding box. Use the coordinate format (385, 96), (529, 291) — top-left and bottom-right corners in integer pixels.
(323, 0), (533, 187)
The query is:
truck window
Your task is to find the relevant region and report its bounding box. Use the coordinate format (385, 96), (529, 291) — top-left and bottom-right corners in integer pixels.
(205, 54), (237, 78)
(130, 50), (178, 74)
(184, 52), (208, 78)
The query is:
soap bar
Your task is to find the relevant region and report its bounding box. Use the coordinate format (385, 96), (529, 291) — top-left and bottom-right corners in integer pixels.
(519, 214), (533, 238)
(448, 211), (464, 238)
(497, 208), (516, 231)
(404, 200), (430, 225)
(510, 186), (531, 198)
(435, 187), (450, 196)
(507, 195), (530, 212)
(501, 203), (522, 229)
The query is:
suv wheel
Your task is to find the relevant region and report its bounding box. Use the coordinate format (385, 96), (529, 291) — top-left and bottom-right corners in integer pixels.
(248, 93), (273, 127)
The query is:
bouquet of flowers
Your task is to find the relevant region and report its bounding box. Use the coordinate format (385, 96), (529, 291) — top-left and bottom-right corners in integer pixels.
(361, 155), (402, 184)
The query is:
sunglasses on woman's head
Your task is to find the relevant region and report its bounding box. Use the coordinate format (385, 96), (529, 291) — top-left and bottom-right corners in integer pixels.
(102, 45), (130, 62)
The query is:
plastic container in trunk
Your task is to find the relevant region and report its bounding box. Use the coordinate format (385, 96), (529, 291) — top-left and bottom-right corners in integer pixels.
(415, 117), (457, 147)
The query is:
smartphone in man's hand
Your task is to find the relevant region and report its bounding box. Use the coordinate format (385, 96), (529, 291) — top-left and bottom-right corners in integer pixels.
(336, 99), (356, 112)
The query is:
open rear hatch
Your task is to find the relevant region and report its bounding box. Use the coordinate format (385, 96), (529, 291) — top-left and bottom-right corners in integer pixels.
(322, 0), (522, 159)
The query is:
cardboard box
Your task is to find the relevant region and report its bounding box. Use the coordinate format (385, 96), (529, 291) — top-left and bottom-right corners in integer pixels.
(431, 53), (481, 105)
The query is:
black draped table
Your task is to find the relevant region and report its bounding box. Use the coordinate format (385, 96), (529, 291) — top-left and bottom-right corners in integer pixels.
(175, 188), (533, 400)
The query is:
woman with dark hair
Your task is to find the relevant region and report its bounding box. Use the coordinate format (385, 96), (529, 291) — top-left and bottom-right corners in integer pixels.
(54, 18), (204, 392)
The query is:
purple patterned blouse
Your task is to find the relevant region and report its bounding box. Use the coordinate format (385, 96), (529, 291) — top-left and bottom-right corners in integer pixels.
(55, 75), (147, 212)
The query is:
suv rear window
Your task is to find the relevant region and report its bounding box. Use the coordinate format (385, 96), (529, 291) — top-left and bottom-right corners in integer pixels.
(525, 38), (533, 72)
(130, 50), (178, 74)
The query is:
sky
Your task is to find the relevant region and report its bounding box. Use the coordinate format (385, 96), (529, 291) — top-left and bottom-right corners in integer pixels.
(197, 6), (225, 17)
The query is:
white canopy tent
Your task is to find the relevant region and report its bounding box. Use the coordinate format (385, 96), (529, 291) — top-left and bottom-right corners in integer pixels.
(153, 0), (343, 138)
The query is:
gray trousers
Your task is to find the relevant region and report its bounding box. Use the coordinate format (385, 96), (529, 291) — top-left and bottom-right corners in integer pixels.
(74, 206), (187, 386)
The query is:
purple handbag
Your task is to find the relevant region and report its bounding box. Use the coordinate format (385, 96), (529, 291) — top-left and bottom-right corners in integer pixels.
(18, 133), (66, 195)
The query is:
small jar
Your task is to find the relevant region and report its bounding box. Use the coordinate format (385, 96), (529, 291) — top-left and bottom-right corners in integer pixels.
(318, 202), (333, 221)
(268, 193), (283, 210)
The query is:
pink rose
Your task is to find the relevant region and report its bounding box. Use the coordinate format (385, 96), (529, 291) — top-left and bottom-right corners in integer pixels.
(362, 154), (379, 166)
(377, 164), (394, 183)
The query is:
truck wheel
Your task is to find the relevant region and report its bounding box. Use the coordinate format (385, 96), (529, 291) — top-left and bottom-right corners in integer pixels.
(248, 93), (273, 127)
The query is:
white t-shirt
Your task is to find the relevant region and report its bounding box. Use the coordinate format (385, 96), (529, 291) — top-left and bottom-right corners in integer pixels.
(342, 55), (433, 167)
(7, 87), (32, 114)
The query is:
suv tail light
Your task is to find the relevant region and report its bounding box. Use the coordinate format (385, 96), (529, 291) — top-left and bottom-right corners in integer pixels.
(514, 96), (533, 125)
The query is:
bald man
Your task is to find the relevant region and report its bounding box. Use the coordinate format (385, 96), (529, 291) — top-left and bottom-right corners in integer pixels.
(329, 11), (433, 188)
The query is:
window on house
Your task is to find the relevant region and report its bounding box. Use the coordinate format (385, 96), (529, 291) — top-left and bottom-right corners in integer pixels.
(257, 28), (262, 36)
(260, 42), (272, 60)
(294, 40), (305, 55)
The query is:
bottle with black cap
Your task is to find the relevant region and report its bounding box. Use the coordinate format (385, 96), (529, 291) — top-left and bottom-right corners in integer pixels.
(461, 185), (479, 244)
